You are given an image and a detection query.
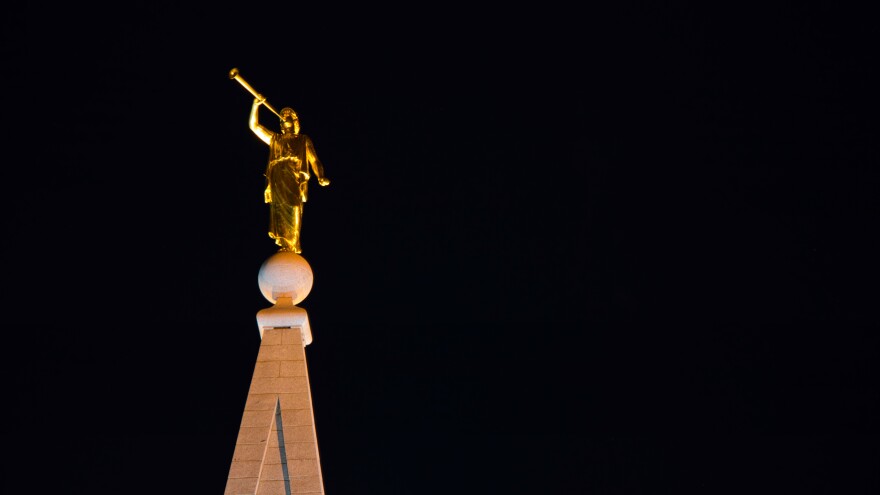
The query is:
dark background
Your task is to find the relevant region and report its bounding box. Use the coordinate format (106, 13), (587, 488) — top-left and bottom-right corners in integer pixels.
(2, 4), (877, 494)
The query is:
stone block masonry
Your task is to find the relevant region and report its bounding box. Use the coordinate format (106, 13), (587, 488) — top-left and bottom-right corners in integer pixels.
(225, 327), (324, 495)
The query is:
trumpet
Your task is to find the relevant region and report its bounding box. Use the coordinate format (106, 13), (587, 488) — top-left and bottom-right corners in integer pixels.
(229, 68), (281, 118)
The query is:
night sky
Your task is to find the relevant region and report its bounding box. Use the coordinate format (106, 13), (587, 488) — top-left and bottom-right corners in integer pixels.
(2, 4), (877, 494)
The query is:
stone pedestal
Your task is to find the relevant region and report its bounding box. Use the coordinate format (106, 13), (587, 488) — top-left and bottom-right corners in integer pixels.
(256, 252), (315, 344)
(225, 252), (325, 495)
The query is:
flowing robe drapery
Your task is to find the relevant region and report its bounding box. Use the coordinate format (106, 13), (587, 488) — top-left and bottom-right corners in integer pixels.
(265, 132), (311, 246)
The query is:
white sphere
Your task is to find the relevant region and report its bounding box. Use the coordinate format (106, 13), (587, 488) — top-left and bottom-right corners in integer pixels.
(258, 251), (314, 305)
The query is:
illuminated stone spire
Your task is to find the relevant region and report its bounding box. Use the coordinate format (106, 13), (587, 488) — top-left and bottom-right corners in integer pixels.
(224, 252), (325, 495)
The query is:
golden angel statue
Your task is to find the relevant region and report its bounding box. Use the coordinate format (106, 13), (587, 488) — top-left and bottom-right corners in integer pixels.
(249, 98), (330, 253)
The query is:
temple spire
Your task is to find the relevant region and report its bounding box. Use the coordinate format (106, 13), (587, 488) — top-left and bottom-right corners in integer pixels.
(224, 252), (325, 494)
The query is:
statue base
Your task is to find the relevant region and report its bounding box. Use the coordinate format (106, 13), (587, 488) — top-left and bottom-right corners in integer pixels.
(256, 251), (315, 345)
